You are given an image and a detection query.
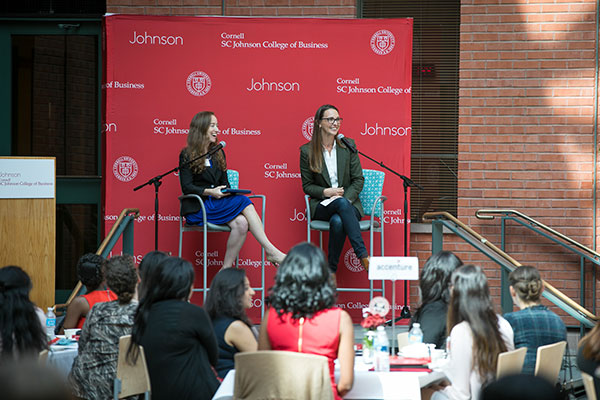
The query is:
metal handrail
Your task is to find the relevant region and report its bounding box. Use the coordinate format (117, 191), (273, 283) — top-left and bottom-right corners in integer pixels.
(476, 209), (600, 260)
(423, 211), (598, 322)
(54, 208), (140, 310)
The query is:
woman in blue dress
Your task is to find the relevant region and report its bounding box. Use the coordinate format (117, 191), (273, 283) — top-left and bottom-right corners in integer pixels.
(179, 111), (286, 268)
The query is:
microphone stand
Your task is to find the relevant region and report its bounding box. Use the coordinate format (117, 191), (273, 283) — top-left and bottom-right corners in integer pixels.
(355, 149), (424, 324)
(133, 146), (222, 251)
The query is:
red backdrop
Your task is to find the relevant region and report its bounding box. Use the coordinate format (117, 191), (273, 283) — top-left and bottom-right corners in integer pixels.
(104, 15), (413, 321)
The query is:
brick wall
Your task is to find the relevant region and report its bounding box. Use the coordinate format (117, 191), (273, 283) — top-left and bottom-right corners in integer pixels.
(106, 0), (355, 17)
(413, 0), (599, 325)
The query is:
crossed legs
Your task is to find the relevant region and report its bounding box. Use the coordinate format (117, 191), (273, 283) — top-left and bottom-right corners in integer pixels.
(314, 198), (367, 273)
(223, 204), (286, 268)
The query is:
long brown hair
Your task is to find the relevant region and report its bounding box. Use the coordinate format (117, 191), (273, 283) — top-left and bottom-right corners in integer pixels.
(508, 265), (543, 304)
(183, 111), (226, 173)
(580, 322), (600, 361)
(447, 265), (508, 380)
(308, 104), (344, 173)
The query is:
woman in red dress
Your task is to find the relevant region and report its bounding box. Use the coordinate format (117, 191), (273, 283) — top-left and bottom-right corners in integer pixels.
(258, 242), (354, 399)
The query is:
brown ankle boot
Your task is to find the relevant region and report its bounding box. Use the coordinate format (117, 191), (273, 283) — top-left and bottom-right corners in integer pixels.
(360, 257), (370, 271)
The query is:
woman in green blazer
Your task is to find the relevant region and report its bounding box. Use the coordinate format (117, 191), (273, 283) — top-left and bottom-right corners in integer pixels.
(299, 104), (369, 274)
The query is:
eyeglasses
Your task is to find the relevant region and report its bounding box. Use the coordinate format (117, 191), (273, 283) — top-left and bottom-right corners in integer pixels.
(322, 117), (343, 125)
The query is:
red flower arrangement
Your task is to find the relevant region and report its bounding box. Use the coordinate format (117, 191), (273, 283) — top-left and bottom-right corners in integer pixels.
(360, 311), (386, 330)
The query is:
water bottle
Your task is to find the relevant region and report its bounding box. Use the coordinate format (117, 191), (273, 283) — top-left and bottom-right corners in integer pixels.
(374, 325), (390, 372)
(45, 307), (56, 341)
(408, 322), (423, 344)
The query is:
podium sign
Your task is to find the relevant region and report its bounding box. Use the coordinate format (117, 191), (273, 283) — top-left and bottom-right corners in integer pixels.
(368, 256), (419, 281)
(0, 158), (55, 199)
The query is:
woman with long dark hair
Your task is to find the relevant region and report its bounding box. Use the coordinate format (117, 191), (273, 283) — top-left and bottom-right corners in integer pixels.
(424, 265), (514, 400)
(258, 242), (354, 399)
(69, 255), (138, 399)
(504, 265), (566, 374)
(0, 266), (47, 359)
(410, 251), (463, 349)
(137, 250), (169, 299)
(299, 104), (369, 275)
(179, 111), (286, 268)
(205, 268), (257, 378)
(128, 256), (219, 400)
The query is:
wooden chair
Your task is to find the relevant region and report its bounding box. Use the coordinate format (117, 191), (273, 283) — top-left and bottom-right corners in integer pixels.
(533, 341), (567, 383)
(397, 332), (409, 350)
(582, 371), (597, 400)
(113, 335), (151, 400)
(496, 347), (527, 379)
(234, 351), (334, 400)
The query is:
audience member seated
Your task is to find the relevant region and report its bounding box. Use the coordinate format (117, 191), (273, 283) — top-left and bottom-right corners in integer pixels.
(422, 265), (514, 400)
(68, 255), (138, 400)
(503, 265), (566, 374)
(577, 320), (600, 396)
(128, 256), (220, 400)
(138, 250), (169, 299)
(0, 266), (47, 360)
(258, 242), (354, 400)
(480, 373), (562, 400)
(410, 251), (463, 349)
(61, 253), (117, 333)
(204, 268), (257, 379)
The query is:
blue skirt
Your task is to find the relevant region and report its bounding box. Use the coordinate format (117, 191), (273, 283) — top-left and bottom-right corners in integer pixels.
(185, 195), (252, 225)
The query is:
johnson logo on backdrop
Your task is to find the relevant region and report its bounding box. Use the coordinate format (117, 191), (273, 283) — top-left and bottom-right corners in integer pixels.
(103, 122), (117, 133)
(220, 127), (262, 136)
(289, 208), (307, 222)
(129, 31), (184, 46)
(246, 78), (300, 92)
(104, 81), (144, 89)
(153, 118), (189, 135)
(336, 77), (410, 96)
(112, 156), (138, 182)
(370, 30), (395, 55)
(186, 71), (211, 96)
(360, 123), (411, 137)
(302, 117), (314, 141)
(264, 162), (300, 180)
(383, 209), (405, 225)
(344, 248), (364, 273)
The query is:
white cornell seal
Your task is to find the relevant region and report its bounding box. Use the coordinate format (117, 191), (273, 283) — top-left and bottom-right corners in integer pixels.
(186, 71), (212, 96)
(302, 116), (314, 141)
(113, 156), (139, 182)
(344, 248), (364, 273)
(370, 30), (395, 56)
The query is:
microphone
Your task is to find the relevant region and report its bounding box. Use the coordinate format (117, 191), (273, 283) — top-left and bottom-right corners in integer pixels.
(208, 141), (226, 156)
(337, 134), (357, 154)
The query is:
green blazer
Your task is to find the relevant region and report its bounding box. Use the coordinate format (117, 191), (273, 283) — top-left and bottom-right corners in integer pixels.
(299, 137), (365, 219)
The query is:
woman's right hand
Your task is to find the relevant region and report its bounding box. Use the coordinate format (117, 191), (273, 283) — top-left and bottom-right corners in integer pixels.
(205, 185), (230, 199)
(323, 187), (344, 198)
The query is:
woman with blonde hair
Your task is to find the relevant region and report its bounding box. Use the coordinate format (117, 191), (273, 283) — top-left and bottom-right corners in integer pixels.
(424, 265), (514, 400)
(179, 111), (286, 268)
(504, 265), (566, 374)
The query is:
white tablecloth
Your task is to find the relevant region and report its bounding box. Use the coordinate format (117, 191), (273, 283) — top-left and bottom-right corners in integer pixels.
(47, 344), (78, 378)
(212, 368), (426, 400)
